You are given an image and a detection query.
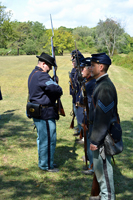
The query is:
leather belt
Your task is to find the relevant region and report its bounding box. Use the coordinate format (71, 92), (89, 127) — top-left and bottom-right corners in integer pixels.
(42, 105), (54, 108)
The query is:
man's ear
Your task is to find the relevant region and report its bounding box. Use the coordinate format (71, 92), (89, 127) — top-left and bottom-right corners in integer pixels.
(100, 64), (104, 72)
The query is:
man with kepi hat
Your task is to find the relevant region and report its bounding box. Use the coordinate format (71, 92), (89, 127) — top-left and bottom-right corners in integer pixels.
(69, 49), (84, 136)
(75, 57), (96, 173)
(89, 53), (118, 199)
(28, 52), (63, 172)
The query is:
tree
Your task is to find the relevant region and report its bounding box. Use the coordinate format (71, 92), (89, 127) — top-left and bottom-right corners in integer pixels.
(22, 39), (38, 55)
(116, 33), (130, 54)
(44, 29), (75, 55)
(129, 36), (133, 52)
(30, 21), (46, 40)
(96, 18), (125, 56)
(58, 26), (73, 33)
(73, 26), (92, 38)
(0, 2), (13, 48)
(72, 26), (96, 52)
(8, 21), (31, 51)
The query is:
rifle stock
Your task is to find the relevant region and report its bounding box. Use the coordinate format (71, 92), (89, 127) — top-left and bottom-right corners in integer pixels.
(50, 14), (65, 117)
(82, 82), (89, 166)
(57, 98), (65, 116)
(69, 71), (74, 90)
(91, 173), (100, 196)
(83, 108), (88, 167)
(83, 78), (100, 197)
(69, 112), (75, 129)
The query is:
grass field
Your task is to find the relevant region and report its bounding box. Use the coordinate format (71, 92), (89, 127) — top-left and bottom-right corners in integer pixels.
(0, 54), (133, 200)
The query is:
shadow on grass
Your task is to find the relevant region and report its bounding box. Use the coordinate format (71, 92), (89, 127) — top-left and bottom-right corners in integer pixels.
(0, 110), (37, 150)
(0, 111), (133, 199)
(114, 164), (133, 200)
(55, 141), (78, 167)
(0, 165), (48, 199)
(112, 120), (133, 199)
(0, 163), (91, 200)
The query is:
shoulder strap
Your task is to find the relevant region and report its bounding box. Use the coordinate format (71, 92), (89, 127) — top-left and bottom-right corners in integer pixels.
(27, 70), (39, 102)
(29, 70), (39, 85)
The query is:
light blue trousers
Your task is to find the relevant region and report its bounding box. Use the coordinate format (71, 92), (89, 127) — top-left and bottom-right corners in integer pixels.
(93, 150), (115, 200)
(33, 118), (56, 170)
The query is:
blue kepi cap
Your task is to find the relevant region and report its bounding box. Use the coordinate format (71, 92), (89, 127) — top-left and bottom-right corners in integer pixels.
(91, 53), (111, 65)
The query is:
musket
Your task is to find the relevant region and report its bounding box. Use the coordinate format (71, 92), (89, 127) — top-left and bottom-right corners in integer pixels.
(69, 71), (75, 128)
(82, 82), (89, 167)
(74, 41), (88, 165)
(68, 71), (74, 90)
(83, 79), (100, 196)
(69, 110), (75, 129)
(50, 14), (65, 116)
(74, 41), (83, 88)
(91, 173), (100, 197)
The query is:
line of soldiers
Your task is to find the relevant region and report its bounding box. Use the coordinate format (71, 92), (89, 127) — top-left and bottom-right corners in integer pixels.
(69, 50), (95, 174)
(69, 50), (117, 200)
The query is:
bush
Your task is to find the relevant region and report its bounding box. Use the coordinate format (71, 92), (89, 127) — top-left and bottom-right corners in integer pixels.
(9, 49), (26, 55)
(22, 39), (38, 55)
(112, 53), (133, 70)
(0, 48), (11, 56)
(0, 48), (26, 56)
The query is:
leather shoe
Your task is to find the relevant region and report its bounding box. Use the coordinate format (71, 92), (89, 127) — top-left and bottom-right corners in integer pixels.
(47, 168), (59, 173)
(89, 195), (101, 200)
(82, 164), (94, 175)
(73, 132), (80, 136)
(76, 138), (84, 144)
(82, 169), (94, 175)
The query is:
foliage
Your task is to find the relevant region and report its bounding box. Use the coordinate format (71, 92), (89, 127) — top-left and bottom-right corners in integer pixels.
(72, 26), (96, 53)
(58, 26), (74, 33)
(7, 21), (47, 55)
(30, 21), (46, 40)
(96, 18), (125, 56)
(0, 48), (10, 55)
(0, 48), (26, 55)
(22, 39), (38, 55)
(116, 33), (131, 54)
(0, 2), (133, 57)
(112, 52), (133, 70)
(45, 29), (75, 55)
(0, 2), (13, 48)
(129, 36), (133, 52)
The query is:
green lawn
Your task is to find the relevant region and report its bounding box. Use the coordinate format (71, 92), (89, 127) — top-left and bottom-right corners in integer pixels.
(0, 54), (133, 200)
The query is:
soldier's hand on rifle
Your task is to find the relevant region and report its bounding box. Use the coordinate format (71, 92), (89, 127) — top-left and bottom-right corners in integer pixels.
(78, 73), (83, 83)
(90, 143), (98, 151)
(52, 75), (59, 84)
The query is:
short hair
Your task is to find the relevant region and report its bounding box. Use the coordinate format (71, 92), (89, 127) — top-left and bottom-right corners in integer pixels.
(103, 64), (109, 72)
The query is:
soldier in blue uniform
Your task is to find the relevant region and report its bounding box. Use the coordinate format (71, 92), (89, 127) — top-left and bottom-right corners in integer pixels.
(89, 53), (117, 200)
(28, 52), (63, 172)
(75, 58), (96, 174)
(69, 50), (84, 135)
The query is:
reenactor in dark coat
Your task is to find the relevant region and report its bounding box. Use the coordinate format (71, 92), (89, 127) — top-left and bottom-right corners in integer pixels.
(89, 53), (117, 200)
(75, 58), (96, 174)
(69, 50), (84, 135)
(28, 52), (63, 173)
